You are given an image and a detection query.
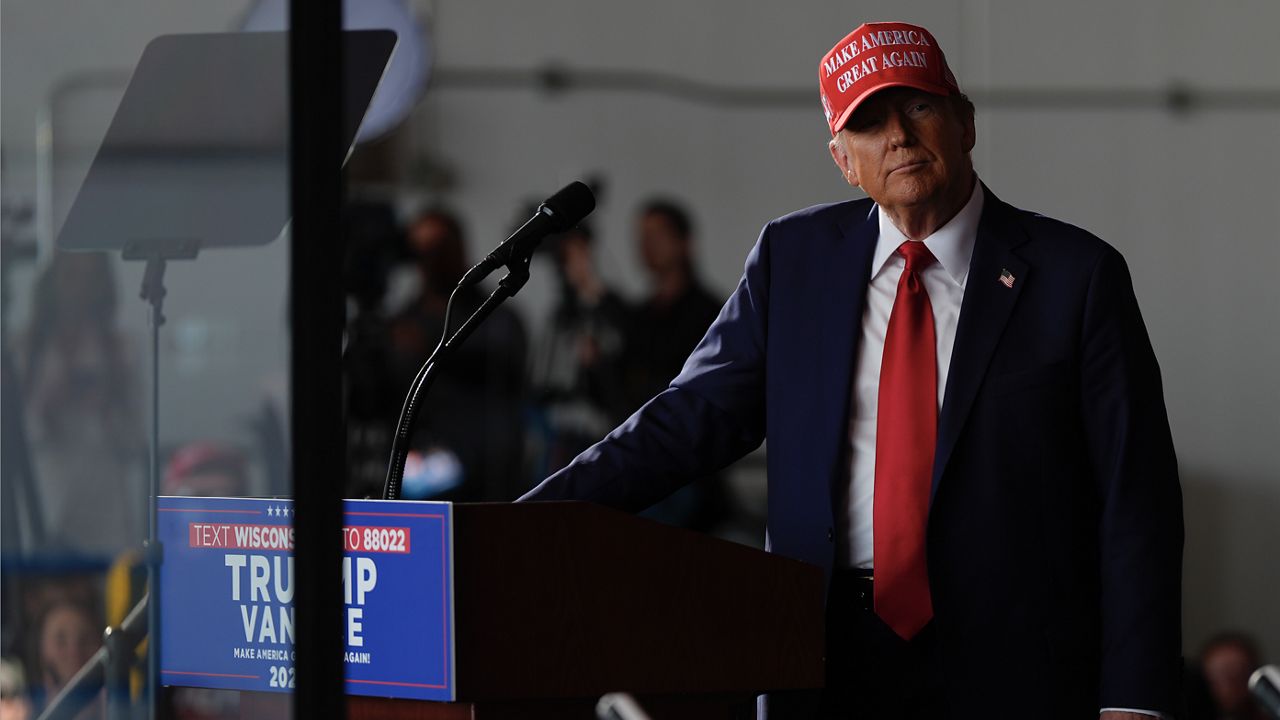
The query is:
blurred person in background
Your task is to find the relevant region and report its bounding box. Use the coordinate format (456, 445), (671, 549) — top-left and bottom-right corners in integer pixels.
(5, 578), (97, 714)
(1200, 633), (1268, 720)
(0, 657), (33, 720)
(617, 199), (722, 415)
(385, 208), (528, 502)
(618, 199), (728, 532)
(162, 442), (249, 498)
(20, 253), (143, 556)
(31, 598), (100, 718)
(529, 224), (630, 476)
(342, 200), (403, 497)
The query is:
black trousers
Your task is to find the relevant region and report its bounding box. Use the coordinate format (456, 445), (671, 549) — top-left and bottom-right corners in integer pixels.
(768, 570), (947, 719)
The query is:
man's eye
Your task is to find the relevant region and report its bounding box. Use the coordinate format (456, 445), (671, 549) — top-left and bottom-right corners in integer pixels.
(847, 115), (879, 131)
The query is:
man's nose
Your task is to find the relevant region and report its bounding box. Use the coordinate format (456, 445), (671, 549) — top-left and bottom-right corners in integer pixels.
(885, 110), (914, 147)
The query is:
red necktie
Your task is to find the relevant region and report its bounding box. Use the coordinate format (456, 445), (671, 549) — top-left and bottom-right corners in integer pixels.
(873, 240), (937, 640)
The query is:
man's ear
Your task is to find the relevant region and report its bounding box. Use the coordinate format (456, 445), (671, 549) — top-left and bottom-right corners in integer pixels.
(961, 110), (976, 154)
(829, 135), (858, 187)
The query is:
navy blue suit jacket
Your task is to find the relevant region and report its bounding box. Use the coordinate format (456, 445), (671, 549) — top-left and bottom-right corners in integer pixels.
(522, 185), (1184, 716)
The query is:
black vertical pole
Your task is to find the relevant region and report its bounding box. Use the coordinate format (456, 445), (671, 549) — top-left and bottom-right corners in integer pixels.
(289, 1), (346, 719)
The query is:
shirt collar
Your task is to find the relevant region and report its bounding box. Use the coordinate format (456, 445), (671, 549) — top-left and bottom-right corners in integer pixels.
(870, 177), (984, 287)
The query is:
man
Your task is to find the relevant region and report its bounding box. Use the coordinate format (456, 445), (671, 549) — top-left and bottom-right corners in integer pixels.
(617, 199), (723, 418)
(615, 200), (729, 530)
(530, 224), (630, 474)
(521, 21), (1183, 719)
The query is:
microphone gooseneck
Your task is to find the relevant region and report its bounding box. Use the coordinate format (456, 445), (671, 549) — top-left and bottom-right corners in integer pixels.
(383, 182), (596, 501)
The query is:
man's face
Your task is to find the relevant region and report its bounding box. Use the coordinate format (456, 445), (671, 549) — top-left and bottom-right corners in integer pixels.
(407, 215), (464, 290)
(638, 212), (687, 276)
(40, 605), (97, 688)
(407, 216), (450, 259)
(1202, 644), (1256, 713)
(829, 87), (975, 214)
(557, 234), (592, 286)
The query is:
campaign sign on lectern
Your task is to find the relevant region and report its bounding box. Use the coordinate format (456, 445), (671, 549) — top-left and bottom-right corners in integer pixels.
(157, 496), (454, 701)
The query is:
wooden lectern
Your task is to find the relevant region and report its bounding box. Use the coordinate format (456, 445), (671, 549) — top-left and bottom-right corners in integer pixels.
(236, 501), (824, 719)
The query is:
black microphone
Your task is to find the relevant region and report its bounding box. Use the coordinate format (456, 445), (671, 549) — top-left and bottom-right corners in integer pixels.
(460, 181), (595, 286)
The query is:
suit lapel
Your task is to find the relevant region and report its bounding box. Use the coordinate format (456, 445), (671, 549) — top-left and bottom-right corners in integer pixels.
(930, 187), (1029, 504)
(821, 203), (879, 505)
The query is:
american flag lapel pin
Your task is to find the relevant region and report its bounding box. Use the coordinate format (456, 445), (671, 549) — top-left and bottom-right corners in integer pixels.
(998, 268), (1016, 288)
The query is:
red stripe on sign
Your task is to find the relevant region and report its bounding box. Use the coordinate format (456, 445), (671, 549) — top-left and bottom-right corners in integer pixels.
(345, 678), (449, 689)
(440, 518), (449, 686)
(160, 508), (262, 514)
(162, 670), (260, 679)
(344, 512), (446, 518)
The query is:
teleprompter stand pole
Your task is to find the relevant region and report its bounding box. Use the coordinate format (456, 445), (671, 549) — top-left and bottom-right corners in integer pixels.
(137, 255), (167, 720)
(120, 240), (196, 720)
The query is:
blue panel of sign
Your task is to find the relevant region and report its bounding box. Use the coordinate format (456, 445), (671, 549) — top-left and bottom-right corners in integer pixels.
(157, 496), (454, 701)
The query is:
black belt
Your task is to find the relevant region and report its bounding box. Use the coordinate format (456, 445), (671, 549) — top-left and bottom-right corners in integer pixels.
(831, 567), (875, 611)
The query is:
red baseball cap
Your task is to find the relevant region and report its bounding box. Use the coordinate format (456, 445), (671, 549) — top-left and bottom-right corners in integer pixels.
(818, 22), (961, 136)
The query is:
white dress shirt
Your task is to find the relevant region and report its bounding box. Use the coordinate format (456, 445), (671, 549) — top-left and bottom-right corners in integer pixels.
(834, 179), (1164, 719)
(838, 179), (982, 570)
